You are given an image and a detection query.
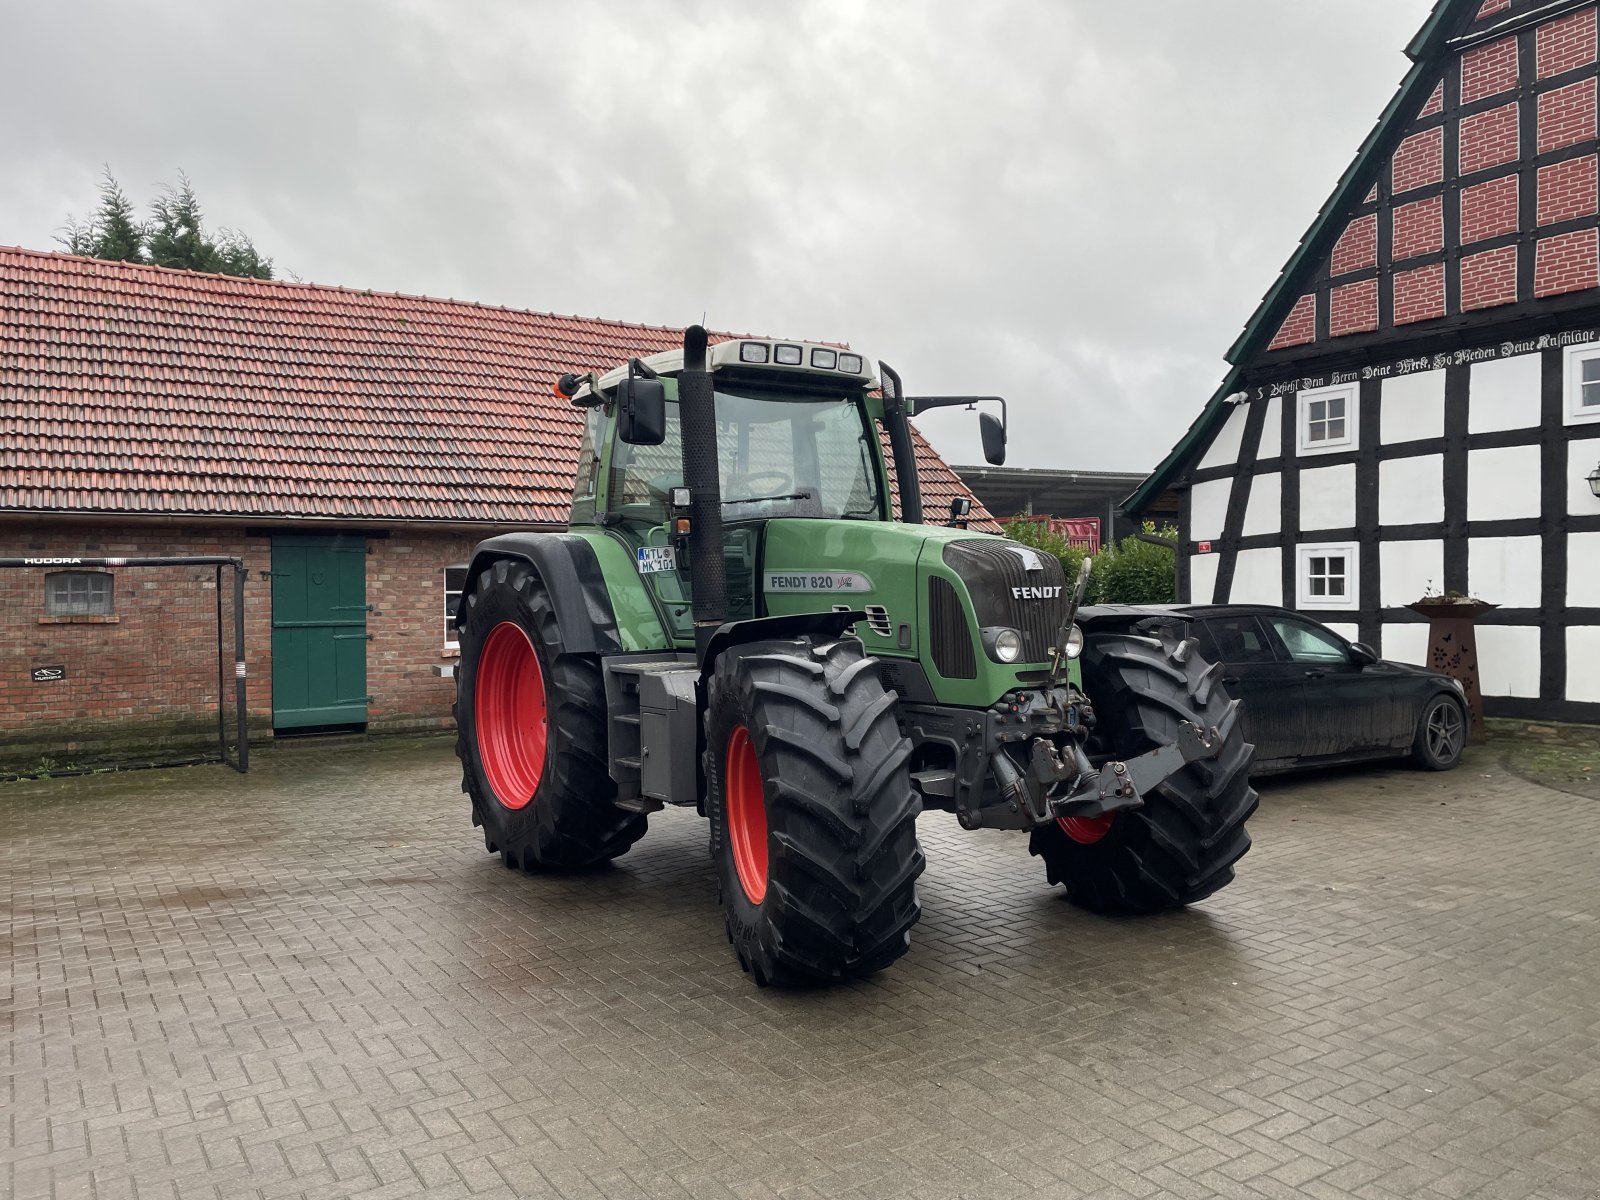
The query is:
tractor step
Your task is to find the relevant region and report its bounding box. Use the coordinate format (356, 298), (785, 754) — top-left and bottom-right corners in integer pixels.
(603, 654), (700, 808)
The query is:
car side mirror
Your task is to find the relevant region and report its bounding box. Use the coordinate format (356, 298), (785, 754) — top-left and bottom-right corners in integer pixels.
(1351, 642), (1378, 666)
(617, 377), (666, 446)
(979, 412), (1006, 466)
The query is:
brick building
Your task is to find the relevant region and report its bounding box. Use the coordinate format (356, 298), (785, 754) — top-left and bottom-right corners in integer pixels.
(1127, 0), (1600, 723)
(1, 247), (990, 764)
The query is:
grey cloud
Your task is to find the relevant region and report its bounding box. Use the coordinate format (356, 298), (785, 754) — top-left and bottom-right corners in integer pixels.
(1, 0), (1432, 472)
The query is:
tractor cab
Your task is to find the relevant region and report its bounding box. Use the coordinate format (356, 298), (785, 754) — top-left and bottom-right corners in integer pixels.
(565, 340), (892, 640)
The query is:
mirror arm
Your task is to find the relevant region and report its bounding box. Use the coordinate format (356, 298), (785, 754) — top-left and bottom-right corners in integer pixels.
(907, 395), (1007, 436)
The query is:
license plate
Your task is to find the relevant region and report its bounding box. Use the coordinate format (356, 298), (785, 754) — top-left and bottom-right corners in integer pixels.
(636, 547), (677, 575)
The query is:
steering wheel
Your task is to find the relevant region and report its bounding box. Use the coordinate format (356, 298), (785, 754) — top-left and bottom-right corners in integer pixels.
(730, 470), (793, 496)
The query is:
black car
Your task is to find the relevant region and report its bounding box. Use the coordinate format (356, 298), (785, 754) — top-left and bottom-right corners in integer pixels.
(1078, 604), (1469, 774)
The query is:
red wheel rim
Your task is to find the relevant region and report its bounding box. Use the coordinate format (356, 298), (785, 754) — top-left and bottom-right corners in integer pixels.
(725, 725), (768, 904)
(475, 621), (547, 810)
(1058, 814), (1115, 845)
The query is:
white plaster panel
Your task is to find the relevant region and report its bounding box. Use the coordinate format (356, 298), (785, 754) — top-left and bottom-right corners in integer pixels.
(1570, 532), (1600, 606)
(1378, 455), (1444, 526)
(1242, 473), (1281, 537)
(1299, 463), (1357, 531)
(1381, 622), (1430, 666)
(1199, 404), (1251, 469)
(1323, 623), (1360, 644)
(1467, 445), (1542, 521)
(1475, 625), (1542, 698)
(1469, 536), (1543, 609)
(1188, 552), (1220, 604)
(1260, 397), (1283, 461)
(1468, 353), (1542, 434)
(1570, 436), (1600, 516)
(1380, 369), (1446, 444)
(1379, 539), (1445, 608)
(1231, 548), (1283, 606)
(1568, 628), (1600, 702)
(1189, 478), (1231, 542)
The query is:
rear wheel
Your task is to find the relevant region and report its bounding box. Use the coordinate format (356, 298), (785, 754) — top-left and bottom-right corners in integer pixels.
(1029, 632), (1257, 913)
(704, 637), (923, 986)
(1412, 693), (1467, 771)
(455, 559), (647, 869)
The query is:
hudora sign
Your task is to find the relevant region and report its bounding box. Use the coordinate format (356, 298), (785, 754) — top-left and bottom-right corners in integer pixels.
(1255, 329), (1598, 400)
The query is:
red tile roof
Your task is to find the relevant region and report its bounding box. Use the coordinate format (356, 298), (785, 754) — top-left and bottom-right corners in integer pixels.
(0, 246), (992, 529)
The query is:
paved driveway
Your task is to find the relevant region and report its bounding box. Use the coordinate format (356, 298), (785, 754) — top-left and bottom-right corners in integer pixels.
(4, 738), (1598, 1200)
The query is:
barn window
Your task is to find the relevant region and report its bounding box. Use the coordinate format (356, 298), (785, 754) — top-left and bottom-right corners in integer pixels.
(1297, 383), (1358, 454)
(45, 571), (114, 616)
(443, 565), (468, 649)
(1564, 341), (1600, 424)
(1295, 543), (1359, 611)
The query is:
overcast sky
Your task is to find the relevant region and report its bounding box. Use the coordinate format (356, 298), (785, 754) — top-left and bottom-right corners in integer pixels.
(1, 0), (1434, 472)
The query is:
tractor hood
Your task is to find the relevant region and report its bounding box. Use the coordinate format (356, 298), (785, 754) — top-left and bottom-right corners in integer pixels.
(758, 520), (1070, 708)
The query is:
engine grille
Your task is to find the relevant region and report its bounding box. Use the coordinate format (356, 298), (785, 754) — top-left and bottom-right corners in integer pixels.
(928, 576), (976, 679)
(942, 539), (1068, 664)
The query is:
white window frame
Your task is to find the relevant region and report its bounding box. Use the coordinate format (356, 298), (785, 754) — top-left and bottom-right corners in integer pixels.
(1295, 542), (1360, 611)
(1297, 383), (1359, 455)
(1563, 340), (1600, 425)
(443, 563), (468, 650)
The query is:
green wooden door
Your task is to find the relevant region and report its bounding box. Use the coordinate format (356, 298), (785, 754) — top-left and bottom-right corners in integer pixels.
(271, 534), (369, 729)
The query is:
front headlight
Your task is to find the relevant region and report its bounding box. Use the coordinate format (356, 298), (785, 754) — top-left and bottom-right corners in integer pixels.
(993, 628), (1023, 663)
(1063, 624), (1084, 660)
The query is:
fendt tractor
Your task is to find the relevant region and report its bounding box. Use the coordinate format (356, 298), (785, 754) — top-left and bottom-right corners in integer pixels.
(452, 327), (1257, 986)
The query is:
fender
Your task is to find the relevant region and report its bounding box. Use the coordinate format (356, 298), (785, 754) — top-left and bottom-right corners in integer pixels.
(698, 610), (866, 679)
(461, 532), (666, 656)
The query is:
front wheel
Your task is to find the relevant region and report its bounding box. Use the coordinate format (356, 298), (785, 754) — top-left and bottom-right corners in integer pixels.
(1029, 632), (1257, 913)
(1412, 693), (1467, 771)
(704, 637), (923, 986)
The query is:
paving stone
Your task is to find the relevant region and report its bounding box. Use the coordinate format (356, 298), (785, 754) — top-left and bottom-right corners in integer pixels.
(3, 740), (1598, 1199)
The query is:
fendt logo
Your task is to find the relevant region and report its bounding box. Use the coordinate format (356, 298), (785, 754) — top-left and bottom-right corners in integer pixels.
(23, 557), (84, 566)
(1011, 586), (1063, 600)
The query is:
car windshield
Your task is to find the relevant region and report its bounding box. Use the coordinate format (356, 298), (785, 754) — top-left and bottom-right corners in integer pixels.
(608, 388), (884, 524)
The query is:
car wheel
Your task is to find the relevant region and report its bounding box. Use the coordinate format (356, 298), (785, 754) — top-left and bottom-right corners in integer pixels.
(1412, 693), (1467, 771)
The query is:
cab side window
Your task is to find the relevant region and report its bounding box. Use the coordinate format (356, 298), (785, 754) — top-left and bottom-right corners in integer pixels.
(1268, 617), (1350, 665)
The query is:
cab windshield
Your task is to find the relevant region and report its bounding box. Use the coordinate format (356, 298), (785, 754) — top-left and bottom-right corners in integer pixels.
(607, 388), (885, 525)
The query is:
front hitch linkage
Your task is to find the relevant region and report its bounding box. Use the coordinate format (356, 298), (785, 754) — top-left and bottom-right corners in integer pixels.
(1028, 720), (1224, 827)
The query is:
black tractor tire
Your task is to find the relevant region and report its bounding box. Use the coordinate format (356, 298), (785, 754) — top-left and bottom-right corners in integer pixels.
(454, 559), (647, 870)
(703, 636), (924, 986)
(1029, 632), (1257, 914)
(1411, 692), (1468, 771)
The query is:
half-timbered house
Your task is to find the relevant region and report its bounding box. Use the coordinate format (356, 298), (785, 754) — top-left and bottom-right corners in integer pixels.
(1127, 0), (1600, 723)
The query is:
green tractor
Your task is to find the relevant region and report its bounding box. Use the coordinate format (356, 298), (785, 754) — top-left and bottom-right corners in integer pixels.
(453, 327), (1256, 986)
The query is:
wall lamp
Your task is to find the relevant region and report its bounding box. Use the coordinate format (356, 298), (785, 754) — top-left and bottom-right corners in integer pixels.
(1590, 462), (1600, 499)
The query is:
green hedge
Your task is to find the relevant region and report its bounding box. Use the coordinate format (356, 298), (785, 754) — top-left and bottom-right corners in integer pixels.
(1001, 519), (1178, 605)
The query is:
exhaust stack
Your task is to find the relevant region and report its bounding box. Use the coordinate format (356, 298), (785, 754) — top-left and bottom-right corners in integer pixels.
(677, 325), (727, 659)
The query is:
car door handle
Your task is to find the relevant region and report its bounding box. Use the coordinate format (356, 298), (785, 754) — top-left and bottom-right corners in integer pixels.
(1222, 675), (1241, 686)
(1304, 670), (1325, 680)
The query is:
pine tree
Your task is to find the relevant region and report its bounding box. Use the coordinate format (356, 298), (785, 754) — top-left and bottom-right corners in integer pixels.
(58, 169), (274, 280)
(58, 168), (147, 264)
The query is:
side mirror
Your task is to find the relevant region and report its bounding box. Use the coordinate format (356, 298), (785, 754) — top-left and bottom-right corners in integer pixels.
(1351, 642), (1378, 666)
(979, 412), (1006, 465)
(617, 377), (666, 446)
